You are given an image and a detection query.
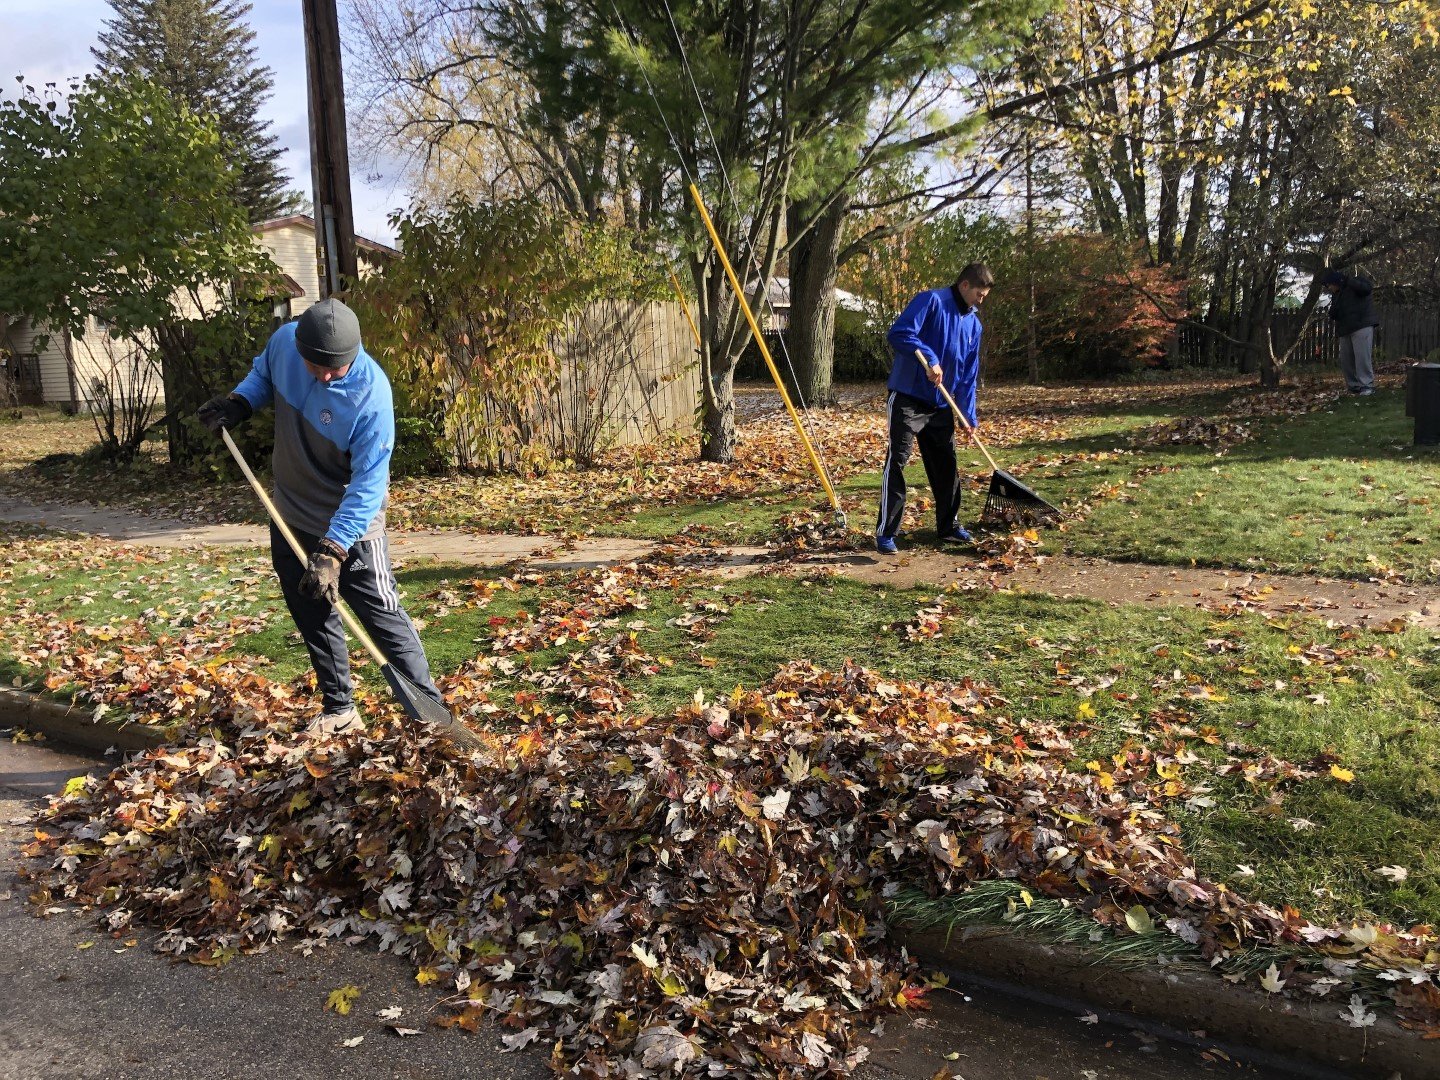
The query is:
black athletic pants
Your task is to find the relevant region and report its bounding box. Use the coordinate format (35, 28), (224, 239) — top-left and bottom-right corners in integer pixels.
(270, 523), (443, 714)
(876, 390), (962, 539)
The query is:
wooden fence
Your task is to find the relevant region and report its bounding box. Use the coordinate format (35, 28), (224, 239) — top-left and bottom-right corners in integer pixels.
(540, 299), (701, 454)
(1176, 304), (1440, 370)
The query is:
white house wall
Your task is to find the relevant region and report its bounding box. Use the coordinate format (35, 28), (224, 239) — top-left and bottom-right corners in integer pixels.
(257, 224), (321, 313)
(6, 318), (74, 404)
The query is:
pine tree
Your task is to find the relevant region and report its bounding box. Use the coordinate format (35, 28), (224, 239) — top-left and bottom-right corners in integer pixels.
(93, 0), (299, 222)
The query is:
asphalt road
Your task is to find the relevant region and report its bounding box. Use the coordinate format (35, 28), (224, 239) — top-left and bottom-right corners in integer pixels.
(0, 735), (1280, 1080)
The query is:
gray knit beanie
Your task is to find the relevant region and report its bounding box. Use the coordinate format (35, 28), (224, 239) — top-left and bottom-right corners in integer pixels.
(295, 298), (362, 368)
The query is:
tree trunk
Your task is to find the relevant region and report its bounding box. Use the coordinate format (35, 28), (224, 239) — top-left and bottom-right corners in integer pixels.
(158, 325), (203, 468)
(1025, 132), (1039, 383)
(695, 259), (744, 463)
(786, 194), (848, 406)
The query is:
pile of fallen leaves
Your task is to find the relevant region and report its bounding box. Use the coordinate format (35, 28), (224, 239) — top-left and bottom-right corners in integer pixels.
(765, 509), (870, 558)
(1133, 385), (1345, 451)
(26, 641), (1440, 1073)
(1137, 416), (1252, 449)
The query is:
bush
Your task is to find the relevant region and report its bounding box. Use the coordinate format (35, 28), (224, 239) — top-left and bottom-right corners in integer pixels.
(351, 198), (665, 474)
(843, 211), (1185, 381)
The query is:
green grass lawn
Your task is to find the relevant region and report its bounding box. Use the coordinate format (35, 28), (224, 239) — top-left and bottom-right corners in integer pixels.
(5, 524), (1438, 932)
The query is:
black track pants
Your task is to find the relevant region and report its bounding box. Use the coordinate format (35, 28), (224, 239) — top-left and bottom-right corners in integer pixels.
(270, 523), (443, 714)
(875, 390), (962, 539)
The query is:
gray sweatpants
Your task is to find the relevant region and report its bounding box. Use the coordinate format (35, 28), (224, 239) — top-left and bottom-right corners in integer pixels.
(1339, 326), (1375, 392)
(270, 523), (442, 714)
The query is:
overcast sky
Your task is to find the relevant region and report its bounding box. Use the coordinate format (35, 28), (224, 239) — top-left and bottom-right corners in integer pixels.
(0, 0), (408, 245)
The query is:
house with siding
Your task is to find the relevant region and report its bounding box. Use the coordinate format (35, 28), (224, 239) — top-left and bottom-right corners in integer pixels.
(1, 215), (398, 410)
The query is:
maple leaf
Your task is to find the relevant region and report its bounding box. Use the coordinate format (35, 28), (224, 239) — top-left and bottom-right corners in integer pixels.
(635, 1025), (697, 1070)
(1259, 964), (1286, 993)
(326, 985), (361, 1015)
(1340, 996), (1376, 1028)
(761, 788), (791, 821)
(783, 748), (810, 785)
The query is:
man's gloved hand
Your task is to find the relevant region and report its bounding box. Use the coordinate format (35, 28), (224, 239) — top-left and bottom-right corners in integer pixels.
(197, 394), (252, 436)
(299, 537), (348, 605)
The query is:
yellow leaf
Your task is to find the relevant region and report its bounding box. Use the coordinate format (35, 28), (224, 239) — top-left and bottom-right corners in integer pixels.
(326, 985), (361, 1015)
(1076, 701), (1097, 720)
(656, 972), (687, 997)
(1020, 889), (1034, 909)
(1125, 905), (1155, 935)
(62, 775), (89, 799)
(414, 967), (441, 986)
(76, 941), (95, 950)
(1330, 764), (1355, 783)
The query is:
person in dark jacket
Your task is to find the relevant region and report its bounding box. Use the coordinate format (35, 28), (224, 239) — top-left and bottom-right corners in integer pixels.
(196, 299), (444, 735)
(1322, 270), (1380, 395)
(875, 262), (993, 554)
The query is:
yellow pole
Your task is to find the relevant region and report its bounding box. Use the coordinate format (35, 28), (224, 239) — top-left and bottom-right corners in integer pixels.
(687, 183), (843, 522)
(667, 268), (703, 350)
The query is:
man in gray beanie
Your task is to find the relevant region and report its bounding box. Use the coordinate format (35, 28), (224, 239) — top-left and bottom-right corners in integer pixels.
(197, 298), (443, 732)
(1321, 269), (1380, 396)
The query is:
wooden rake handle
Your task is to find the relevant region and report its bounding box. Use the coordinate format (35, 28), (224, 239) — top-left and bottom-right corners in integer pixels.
(220, 426), (391, 669)
(913, 349), (1000, 474)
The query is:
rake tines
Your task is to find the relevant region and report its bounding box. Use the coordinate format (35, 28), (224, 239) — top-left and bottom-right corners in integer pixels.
(982, 469), (1063, 525)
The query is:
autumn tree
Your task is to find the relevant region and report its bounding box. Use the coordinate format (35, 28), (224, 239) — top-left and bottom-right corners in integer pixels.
(1007, 0), (1440, 383)
(93, 0), (298, 221)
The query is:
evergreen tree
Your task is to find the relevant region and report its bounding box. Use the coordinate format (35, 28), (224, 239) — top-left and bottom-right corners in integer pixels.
(93, 0), (298, 221)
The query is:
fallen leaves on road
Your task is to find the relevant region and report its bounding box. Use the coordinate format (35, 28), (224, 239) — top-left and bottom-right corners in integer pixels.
(23, 634), (1440, 1073)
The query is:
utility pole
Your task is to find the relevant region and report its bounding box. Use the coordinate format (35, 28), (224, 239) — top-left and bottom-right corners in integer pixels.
(301, 0), (358, 298)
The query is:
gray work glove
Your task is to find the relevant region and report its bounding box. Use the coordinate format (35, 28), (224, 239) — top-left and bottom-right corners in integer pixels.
(299, 537), (348, 605)
(197, 394), (252, 436)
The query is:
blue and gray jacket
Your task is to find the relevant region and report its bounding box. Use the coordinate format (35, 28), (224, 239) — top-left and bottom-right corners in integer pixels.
(232, 321), (394, 551)
(885, 286), (982, 427)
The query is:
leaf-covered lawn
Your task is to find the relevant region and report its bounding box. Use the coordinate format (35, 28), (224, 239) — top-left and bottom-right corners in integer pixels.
(0, 377), (1239, 543)
(6, 525), (1439, 933)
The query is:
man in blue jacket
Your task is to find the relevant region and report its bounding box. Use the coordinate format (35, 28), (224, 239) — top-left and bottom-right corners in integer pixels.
(876, 263), (993, 554)
(196, 298), (443, 733)
(1321, 270), (1380, 395)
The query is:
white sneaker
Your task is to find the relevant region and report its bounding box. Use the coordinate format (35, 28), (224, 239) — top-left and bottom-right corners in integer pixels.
(307, 706), (364, 736)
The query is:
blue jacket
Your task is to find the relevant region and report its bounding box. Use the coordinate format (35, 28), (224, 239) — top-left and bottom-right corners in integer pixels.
(886, 287), (982, 426)
(232, 321), (395, 551)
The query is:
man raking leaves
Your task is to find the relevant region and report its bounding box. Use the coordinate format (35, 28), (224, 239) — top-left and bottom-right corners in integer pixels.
(876, 263), (993, 554)
(198, 299), (477, 749)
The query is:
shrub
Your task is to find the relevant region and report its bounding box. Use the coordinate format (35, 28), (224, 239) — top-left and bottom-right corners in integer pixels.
(351, 198), (665, 474)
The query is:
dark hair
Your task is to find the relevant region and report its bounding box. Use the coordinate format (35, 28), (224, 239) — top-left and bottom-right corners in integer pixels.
(956, 263), (995, 289)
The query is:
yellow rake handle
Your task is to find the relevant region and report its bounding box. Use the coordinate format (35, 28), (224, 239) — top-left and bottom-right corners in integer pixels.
(690, 183), (842, 518)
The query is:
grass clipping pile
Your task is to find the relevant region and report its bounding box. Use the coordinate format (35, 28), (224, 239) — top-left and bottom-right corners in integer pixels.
(25, 661), (1440, 1074)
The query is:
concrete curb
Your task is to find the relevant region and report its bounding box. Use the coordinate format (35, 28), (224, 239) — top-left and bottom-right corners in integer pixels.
(897, 923), (1436, 1079)
(0, 688), (167, 755)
